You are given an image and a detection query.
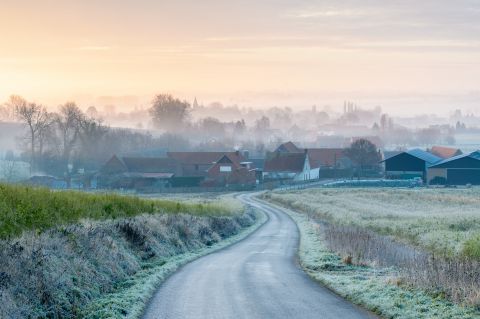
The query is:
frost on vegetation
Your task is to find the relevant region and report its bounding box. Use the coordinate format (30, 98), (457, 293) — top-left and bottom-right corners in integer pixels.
(265, 188), (480, 258)
(281, 206), (480, 319)
(0, 207), (265, 319)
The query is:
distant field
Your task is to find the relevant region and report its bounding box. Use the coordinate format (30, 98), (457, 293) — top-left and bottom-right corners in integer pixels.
(265, 188), (480, 258)
(0, 183), (239, 238)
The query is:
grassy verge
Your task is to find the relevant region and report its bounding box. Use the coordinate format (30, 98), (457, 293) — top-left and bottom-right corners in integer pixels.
(265, 200), (480, 319)
(81, 209), (267, 319)
(0, 183), (237, 238)
(0, 184), (265, 318)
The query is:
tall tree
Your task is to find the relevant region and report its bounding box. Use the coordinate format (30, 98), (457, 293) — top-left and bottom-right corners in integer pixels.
(55, 102), (84, 176)
(12, 95), (52, 174)
(149, 94), (190, 131)
(344, 139), (381, 177)
(77, 116), (109, 168)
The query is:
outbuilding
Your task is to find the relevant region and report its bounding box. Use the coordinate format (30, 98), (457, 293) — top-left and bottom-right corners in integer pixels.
(427, 151), (480, 185)
(382, 149), (441, 181)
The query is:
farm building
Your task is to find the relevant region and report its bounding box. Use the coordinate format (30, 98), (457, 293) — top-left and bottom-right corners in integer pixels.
(203, 154), (256, 188)
(98, 151), (256, 189)
(428, 146), (462, 159)
(306, 148), (354, 178)
(263, 151), (315, 182)
(382, 149), (442, 181)
(427, 151), (480, 185)
(98, 155), (178, 189)
(274, 141), (302, 153)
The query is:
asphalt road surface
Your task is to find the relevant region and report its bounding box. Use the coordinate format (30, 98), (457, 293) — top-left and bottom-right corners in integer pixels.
(142, 194), (377, 319)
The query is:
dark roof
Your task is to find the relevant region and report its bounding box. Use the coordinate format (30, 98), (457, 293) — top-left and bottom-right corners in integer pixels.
(306, 148), (345, 168)
(167, 151), (246, 166)
(121, 157), (179, 173)
(381, 149), (442, 165)
(383, 151), (402, 161)
(429, 146), (462, 159)
(264, 153), (306, 173)
(429, 150), (480, 168)
(275, 141), (302, 153)
(406, 149), (442, 164)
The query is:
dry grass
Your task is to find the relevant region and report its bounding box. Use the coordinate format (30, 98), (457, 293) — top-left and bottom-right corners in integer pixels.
(264, 188), (480, 307)
(265, 188), (480, 258)
(0, 209), (257, 318)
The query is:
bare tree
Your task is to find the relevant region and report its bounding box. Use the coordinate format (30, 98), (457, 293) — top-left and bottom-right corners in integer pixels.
(149, 94), (190, 131)
(12, 95), (52, 174)
(55, 102), (85, 177)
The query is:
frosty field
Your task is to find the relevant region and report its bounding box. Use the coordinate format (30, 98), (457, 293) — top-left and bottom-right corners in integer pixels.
(265, 188), (480, 258)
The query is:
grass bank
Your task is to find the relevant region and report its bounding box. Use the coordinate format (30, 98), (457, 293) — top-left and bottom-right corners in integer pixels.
(0, 185), (264, 318)
(0, 184), (238, 238)
(264, 199), (480, 319)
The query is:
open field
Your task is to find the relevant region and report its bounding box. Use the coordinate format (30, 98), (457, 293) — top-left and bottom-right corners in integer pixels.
(264, 188), (480, 308)
(275, 202), (480, 319)
(265, 188), (480, 258)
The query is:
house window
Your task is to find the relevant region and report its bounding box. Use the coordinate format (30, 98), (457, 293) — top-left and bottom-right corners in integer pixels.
(220, 166), (232, 172)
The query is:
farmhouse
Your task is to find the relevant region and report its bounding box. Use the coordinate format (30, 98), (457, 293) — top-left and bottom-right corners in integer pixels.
(263, 151), (314, 182)
(306, 148), (354, 178)
(427, 151), (480, 185)
(99, 151), (256, 189)
(274, 141), (303, 153)
(98, 155), (178, 189)
(382, 149), (442, 181)
(203, 154), (256, 187)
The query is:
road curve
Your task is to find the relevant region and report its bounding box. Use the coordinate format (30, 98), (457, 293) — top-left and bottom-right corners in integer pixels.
(142, 193), (377, 319)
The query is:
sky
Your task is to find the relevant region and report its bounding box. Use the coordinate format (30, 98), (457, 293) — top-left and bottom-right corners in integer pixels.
(1, 0), (480, 115)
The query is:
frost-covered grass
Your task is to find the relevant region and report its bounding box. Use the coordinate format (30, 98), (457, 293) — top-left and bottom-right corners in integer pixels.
(81, 210), (267, 319)
(0, 187), (265, 319)
(266, 188), (480, 258)
(0, 183), (237, 238)
(269, 201), (480, 319)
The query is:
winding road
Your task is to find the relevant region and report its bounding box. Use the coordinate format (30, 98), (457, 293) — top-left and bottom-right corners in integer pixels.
(142, 194), (377, 319)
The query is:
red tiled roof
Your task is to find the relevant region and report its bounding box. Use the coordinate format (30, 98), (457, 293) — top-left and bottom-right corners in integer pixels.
(275, 141), (302, 153)
(429, 146), (462, 159)
(306, 148), (345, 168)
(264, 152), (306, 172)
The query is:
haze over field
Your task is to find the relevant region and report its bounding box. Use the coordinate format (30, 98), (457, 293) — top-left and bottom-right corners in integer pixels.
(1, 0), (480, 114)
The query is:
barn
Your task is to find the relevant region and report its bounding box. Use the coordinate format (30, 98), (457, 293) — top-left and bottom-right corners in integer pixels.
(427, 151), (480, 185)
(382, 149), (441, 181)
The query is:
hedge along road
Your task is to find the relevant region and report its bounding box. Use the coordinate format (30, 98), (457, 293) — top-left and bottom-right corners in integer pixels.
(142, 193), (377, 319)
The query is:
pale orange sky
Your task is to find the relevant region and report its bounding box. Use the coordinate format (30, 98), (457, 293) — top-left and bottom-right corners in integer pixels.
(1, 0), (480, 115)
